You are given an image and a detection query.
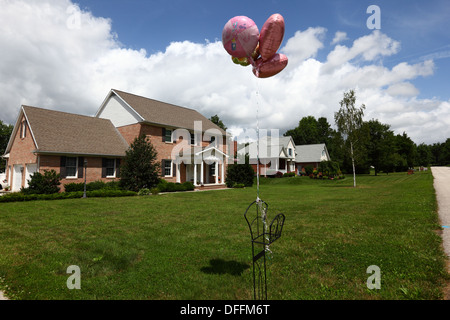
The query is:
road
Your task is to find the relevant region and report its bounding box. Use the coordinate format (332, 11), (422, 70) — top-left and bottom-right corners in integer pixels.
(432, 167), (450, 256)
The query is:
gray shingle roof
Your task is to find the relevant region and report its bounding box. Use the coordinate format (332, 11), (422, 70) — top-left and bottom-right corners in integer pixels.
(23, 106), (129, 156)
(112, 89), (226, 134)
(295, 144), (330, 163)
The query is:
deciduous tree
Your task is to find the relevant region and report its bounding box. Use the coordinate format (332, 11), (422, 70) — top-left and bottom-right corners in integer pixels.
(334, 90), (365, 187)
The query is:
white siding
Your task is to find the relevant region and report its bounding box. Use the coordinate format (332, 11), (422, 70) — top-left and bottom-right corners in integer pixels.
(97, 95), (141, 127)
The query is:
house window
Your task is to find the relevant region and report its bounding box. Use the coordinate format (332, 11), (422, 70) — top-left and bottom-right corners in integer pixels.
(105, 158), (116, 177)
(164, 128), (172, 143)
(288, 148), (292, 157)
(164, 160), (172, 177)
(65, 157), (78, 178)
(191, 133), (196, 145)
(20, 121), (27, 139)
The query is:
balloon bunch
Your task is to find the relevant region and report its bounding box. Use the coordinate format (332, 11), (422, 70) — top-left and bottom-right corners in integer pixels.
(222, 14), (288, 78)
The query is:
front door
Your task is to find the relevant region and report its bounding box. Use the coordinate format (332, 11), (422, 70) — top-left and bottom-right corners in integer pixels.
(186, 164), (194, 184)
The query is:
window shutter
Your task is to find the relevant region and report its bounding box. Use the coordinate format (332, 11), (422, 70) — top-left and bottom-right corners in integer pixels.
(172, 162), (176, 177)
(161, 160), (165, 176)
(60, 156), (67, 178)
(101, 158), (107, 178)
(162, 128), (166, 142)
(78, 157), (84, 178)
(116, 159), (121, 177)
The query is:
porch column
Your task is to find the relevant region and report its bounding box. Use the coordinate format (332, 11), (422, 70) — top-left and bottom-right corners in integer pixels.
(176, 163), (181, 183)
(215, 161), (219, 185)
(221, 161), (225, 185)
(193, 164), (198, 186)
(200, 161), (204, 185)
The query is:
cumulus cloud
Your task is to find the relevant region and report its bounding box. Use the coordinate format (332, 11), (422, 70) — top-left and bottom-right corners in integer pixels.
(331, 31), (348, 45)
(0, 0), (448, 145)
(387, 82), (420, 97)
(323, 30), (401, 73)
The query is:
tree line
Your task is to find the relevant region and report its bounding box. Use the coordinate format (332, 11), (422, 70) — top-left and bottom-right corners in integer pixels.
(284, 97), (450, 176)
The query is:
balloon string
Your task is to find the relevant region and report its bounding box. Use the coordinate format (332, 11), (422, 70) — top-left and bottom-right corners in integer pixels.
(256, 78), (260, 201)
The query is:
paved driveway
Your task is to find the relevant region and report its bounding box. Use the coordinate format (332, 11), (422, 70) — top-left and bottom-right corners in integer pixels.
(432, 167), (450, 256)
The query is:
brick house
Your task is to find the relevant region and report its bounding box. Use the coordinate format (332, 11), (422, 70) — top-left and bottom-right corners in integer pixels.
(2, 89), (230, 192)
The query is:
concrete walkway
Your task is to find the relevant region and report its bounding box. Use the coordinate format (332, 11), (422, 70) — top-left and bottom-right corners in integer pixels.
(432, 167), (450, 299)
(432, 167), (450, 257)
(0, 291), (8, 300)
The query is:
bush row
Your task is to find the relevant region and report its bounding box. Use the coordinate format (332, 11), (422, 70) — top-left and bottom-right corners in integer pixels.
(0, 190), (137, 203)
(63, 180), (121, 192)
(156, 180), (195, 193)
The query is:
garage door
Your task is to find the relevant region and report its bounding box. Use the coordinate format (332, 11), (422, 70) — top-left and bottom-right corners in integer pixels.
(25, 164), (38, 188)
(12, 165), (23, 192)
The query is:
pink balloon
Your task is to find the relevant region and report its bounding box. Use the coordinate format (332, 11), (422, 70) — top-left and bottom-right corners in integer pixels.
(259, 14), (285, 61)
(252, 53), (288, 78)
(222, 16), (260, 59)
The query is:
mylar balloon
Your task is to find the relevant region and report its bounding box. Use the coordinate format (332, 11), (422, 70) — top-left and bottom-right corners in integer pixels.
(232, 56), (250, 67)
(222, 14), (288, 78)
(222, 16), (260, 59)
(259, 14), (285, 61)
(252, 53), (288, 78)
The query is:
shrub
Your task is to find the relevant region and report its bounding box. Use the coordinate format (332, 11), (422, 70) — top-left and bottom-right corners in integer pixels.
(157, 179), (168, 192)
(120, 135), (160, 192)
(318, 160), (341, 178)
(150, 187), (159, 195)
(156, 180), (194, 193)
(233, 183), (245, 188)
(274, 171), (283, 178)
(165, 182), (177, 192)
(64, 180), (122, 192)
(304, 165), (314, 176)
(138, 188), (151, 196)
(64, 182), (84, 192)
(22, 170), (61, 194)
(225, 162), (254, 188)
(182, 181), (195, 191)
(0, 190), (137, 203)
(283, 172), (295, 177)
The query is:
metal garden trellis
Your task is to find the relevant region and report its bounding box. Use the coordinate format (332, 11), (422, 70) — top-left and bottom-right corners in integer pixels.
(244, 198), (285, 300)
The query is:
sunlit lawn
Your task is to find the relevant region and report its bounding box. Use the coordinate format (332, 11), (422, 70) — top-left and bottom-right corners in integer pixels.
(0, 171), (448, 299)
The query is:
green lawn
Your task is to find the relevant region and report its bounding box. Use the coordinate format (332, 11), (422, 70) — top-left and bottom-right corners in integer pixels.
(0, 171), (448, 300)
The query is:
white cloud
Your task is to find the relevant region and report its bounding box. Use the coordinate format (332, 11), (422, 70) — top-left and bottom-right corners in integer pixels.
(331, 31), (348, 45)
(387, 82), (420, 97)
(282, 27), (326, 66)
(0, 0), (448, 145)
(323, 30), (401, 73)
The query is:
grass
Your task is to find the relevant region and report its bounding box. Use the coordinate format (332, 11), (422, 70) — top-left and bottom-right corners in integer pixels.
(0, 171), (448, 300)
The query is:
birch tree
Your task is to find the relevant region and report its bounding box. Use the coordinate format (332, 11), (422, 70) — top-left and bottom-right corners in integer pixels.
(334, 90), (365, 187)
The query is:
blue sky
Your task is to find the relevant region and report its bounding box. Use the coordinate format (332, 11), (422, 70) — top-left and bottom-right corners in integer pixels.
(74, 0), (450, 100)
(0, 0), (449, 144)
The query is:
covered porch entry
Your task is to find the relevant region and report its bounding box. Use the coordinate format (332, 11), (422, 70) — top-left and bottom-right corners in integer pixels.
(175, 146), (228, 188)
